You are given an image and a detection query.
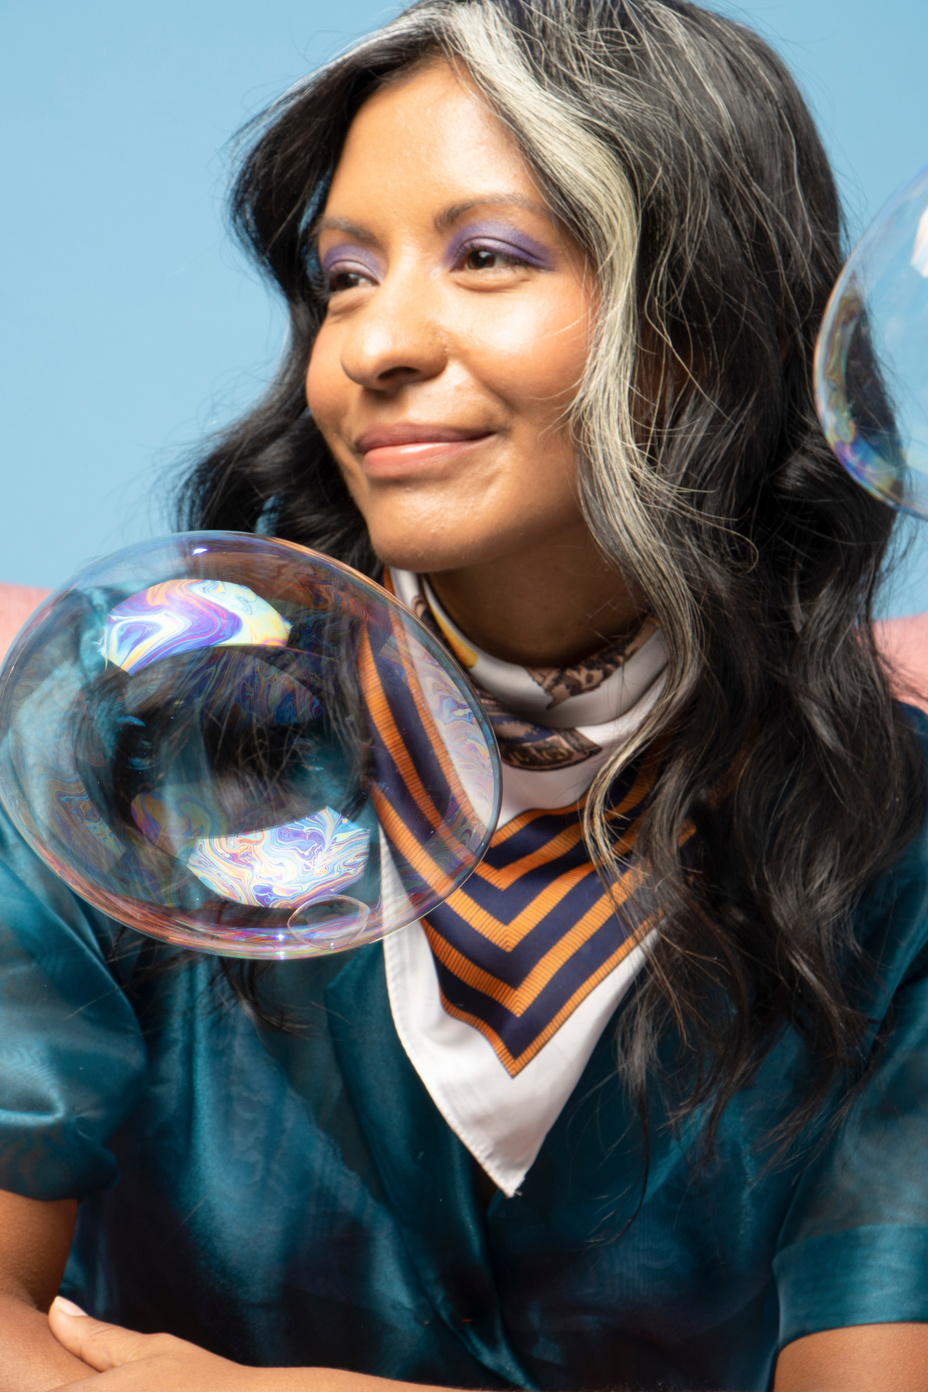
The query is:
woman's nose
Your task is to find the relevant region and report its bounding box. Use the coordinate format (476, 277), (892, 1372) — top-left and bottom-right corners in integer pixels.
(338, 266), (448, 391)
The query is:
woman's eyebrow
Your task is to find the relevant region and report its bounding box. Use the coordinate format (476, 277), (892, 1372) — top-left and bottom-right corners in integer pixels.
(434, 194), (553, 232)
(312, 215), (379, 246)
(312, 197), (554, 244)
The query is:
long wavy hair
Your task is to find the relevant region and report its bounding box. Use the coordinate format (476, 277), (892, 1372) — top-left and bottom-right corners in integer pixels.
(177, 0), (926, 1149)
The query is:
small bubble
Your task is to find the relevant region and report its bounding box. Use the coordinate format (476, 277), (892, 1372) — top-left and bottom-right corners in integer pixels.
(816, 162), (928, 517)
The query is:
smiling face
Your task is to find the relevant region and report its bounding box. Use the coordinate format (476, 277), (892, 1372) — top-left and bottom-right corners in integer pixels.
(305, 61), (597, 582)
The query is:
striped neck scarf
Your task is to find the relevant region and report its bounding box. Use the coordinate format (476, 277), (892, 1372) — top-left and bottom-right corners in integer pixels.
(390, 571), (664, 772)
(386, 570), (670, 1075)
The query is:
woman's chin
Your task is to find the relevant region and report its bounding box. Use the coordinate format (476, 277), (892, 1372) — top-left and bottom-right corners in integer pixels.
(374, 547), (467, 577)
(370, 533), (491, 578)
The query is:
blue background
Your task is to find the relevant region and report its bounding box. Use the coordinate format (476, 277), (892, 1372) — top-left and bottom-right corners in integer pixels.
(2, 0), (927, 611)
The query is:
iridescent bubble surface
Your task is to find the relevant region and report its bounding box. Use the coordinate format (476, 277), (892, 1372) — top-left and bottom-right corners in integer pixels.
(0, 533), (500, 957)
(100, 579), (290, 674)
(816, 162), (928, 516)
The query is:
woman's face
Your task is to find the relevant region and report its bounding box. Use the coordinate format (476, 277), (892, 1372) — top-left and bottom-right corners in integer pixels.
(305, 61), (596, 577)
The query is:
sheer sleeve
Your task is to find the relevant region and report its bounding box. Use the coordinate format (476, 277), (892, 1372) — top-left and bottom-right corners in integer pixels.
(0, 808), (147, 1199)
(774, 846), (928, 1346)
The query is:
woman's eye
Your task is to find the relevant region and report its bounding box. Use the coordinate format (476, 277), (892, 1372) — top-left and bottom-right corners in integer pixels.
(314, 252), (378, 301)
(460, 245), (527, 272)
(328, 269), (372, 294)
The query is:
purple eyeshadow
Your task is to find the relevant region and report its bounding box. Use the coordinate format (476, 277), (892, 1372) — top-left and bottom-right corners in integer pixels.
(320, 242), (382, 279)
(445, 220), (556, 270)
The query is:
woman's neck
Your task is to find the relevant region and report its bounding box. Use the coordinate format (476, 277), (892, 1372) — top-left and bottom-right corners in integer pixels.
(424, 533), (644, 669)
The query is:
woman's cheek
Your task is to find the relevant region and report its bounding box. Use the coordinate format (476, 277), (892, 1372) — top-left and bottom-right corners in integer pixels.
(465, 296), (589, 409)
(305, 325), (344, 431)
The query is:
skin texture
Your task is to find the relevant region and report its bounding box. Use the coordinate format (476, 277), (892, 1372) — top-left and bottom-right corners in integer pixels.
(3, 54), (927, 1392)
(305, 61), (642, 667)
(0, 1189), (91, 1389)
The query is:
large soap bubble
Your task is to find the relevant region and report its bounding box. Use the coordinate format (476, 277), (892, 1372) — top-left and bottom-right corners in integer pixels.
(816, 162), (928, 516)
(0, 533), (500, 957)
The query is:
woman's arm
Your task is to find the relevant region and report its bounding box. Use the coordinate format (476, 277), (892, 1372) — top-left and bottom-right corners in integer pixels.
(46, 1306), (928, 1392)
(0, 1187), (94, 1389)
(774, 1322), (928, 1391)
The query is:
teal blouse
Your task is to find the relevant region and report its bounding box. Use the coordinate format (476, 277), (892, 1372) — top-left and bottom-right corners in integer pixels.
(2, 726), (928, 1391)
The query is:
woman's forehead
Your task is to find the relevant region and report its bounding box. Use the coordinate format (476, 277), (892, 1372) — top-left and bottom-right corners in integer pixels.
(326, 62), (532, 202)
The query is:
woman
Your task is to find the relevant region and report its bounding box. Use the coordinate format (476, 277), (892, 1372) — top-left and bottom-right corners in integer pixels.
(1, 0), (927, 1388)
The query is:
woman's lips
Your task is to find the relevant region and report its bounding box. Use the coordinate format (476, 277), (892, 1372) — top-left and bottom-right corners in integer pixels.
(355, 425), (493, 477)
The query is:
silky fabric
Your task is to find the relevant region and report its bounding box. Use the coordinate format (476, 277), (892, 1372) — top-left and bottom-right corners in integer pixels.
(2, 723), (928, 1388)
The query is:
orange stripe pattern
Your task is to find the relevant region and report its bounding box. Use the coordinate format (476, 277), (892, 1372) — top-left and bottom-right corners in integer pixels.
(421, 758), (669, 1075)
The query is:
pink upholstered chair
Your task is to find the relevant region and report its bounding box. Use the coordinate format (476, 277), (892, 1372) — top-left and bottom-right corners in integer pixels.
(872, 613), (928, 715)
(1, 579), (927, 713)
(0, 583), (51, 667)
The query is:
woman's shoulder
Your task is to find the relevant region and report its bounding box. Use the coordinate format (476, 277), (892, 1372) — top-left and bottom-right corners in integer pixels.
(0, 796), (125, 965)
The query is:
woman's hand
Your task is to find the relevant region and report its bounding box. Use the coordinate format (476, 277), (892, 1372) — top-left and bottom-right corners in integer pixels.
(47, 1298), (260, 1390)
(47, 1302), (424, 1392)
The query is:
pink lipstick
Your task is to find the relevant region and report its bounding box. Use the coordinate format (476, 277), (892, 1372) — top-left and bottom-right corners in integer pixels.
(355, 424), (492, 477)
